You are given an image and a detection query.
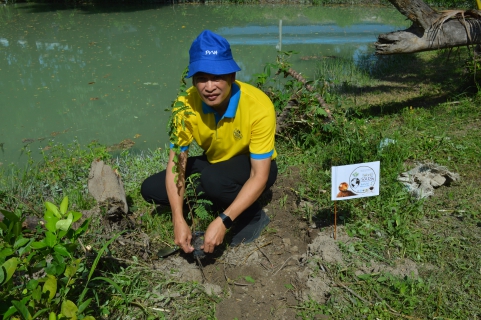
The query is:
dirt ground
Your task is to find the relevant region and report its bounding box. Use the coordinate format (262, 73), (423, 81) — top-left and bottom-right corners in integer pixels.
(130, 167), (420, 320)
(76, 116), (478, 319)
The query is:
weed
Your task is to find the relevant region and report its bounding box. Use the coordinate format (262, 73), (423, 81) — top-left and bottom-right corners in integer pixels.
(0, 197), (94, 319)
(279, 194), (288, 208)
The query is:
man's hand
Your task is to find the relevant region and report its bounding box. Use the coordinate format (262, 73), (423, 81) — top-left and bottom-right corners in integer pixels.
(202, 217), (226, 253)
(173, 218), (194, 253)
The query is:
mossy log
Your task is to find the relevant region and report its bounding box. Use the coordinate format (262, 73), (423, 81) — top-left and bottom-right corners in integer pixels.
(376, 0), (481, 54)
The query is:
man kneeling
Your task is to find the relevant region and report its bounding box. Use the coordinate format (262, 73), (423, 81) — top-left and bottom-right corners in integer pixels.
(141, 30), (278, 254)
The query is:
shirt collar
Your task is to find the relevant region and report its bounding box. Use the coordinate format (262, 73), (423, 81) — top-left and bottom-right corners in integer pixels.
(201, 82), (240, 118)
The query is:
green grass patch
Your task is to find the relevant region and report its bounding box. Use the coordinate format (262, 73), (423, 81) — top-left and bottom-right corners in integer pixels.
(269, 49), (481, 319)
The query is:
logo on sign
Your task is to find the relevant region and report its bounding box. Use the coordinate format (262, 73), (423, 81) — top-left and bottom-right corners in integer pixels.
(349, 166), (377, 193)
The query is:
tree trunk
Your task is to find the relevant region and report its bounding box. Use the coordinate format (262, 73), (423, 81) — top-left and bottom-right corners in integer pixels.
(376, 0), (481, 54)
(88, 160), (128, 216)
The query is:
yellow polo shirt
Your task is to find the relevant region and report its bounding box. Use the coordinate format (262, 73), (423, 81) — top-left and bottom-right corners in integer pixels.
(170, 80), (277, 163)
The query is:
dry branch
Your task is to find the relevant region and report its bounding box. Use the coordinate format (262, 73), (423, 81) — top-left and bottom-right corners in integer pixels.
(275, 67), (333, 134)
(286, 68), (333, 121)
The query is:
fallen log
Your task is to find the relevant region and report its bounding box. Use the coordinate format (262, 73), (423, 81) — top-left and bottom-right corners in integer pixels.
(376, 0), (481, 54)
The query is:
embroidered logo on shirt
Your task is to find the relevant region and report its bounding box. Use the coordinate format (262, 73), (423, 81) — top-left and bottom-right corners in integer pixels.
(233, 128), (243, 140)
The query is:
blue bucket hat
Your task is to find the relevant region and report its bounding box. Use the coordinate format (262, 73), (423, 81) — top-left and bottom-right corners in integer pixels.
(187, 30), (241, 78)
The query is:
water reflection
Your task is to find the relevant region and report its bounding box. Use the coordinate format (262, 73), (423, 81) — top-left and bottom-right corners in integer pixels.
(220, 24), (396, 45)
(0, 4), (407, 167)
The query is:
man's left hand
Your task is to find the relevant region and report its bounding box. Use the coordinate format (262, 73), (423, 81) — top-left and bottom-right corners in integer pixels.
(202, 217), (227, 253)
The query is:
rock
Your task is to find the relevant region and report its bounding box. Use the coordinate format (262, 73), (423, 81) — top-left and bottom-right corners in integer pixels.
(298, 200), (314, 210)
(203, 283), (222, 296)
(397, 162), (460, 199)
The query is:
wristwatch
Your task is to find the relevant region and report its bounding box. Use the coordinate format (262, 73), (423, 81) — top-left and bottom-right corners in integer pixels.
(219, 212), (233, 229)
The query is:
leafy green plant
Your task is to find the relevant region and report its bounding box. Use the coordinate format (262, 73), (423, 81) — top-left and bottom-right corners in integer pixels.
(254, 51), (339, 148)
(166, 69), (213, 231)
(464, 53), (481, 87)
(184, 173), (213, 232)
(166, 67), (194, 185)
(0, 197), (94, 320)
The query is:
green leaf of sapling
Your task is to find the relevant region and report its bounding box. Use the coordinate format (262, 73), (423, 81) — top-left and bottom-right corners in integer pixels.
(45, 231), (57, 248)
(60, 197), (69, 216)
(57, 229), (68, 240)
(53, 244), (71, 257)
(31, 241), (48, 249)
(45, 202), (61, 218)
(71, 211), (82, 223)
(1, 257), (19, 284)
(0, 266), (4, 284)
(0, 209), (20, 223)
(27, 279), (39, 290)
(56, 213), (73, 231)
(61, 300), (78, 318)
(64, 260), (80, 278)
(44, 211), (59, 232)
(14, 237), (30, 249)
(43, 275), (57, 301)
(0, 247), (14, 259)
(11, 300), (32, 320)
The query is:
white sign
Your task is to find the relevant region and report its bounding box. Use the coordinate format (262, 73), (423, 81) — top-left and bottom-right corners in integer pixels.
(331, 161), (380, 201)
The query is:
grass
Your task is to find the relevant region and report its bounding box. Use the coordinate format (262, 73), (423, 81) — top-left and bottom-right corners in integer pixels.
(292, 101), (481, 316)
(94, 265), (218, 319)
(275, 48), (481, 319)
(1, 44), (481, 319)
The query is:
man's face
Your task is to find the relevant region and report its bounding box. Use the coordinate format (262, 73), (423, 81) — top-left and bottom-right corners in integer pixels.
(193, 73), (235, 111)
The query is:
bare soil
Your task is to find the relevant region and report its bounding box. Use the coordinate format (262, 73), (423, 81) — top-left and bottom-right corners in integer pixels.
(116, 166), (420, 319)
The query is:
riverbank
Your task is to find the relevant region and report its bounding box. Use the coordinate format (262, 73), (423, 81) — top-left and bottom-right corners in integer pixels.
(1, 42), (481, 319)
(3, 0), (475, 10)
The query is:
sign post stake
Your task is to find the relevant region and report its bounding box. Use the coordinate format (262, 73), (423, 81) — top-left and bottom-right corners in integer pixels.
(334, 201), (337, 240)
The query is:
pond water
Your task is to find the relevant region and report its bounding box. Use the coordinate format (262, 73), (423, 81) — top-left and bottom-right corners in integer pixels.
(0, 3), (407, 167)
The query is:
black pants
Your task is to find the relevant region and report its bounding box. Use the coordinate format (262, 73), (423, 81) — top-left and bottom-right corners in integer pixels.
(140, 154), (278, 219)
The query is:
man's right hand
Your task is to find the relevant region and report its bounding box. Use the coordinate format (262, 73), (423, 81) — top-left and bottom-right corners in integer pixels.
(173, 218), (194, 253)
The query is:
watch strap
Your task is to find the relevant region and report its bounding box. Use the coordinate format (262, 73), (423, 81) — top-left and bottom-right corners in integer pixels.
(219, 212), (233, 229)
